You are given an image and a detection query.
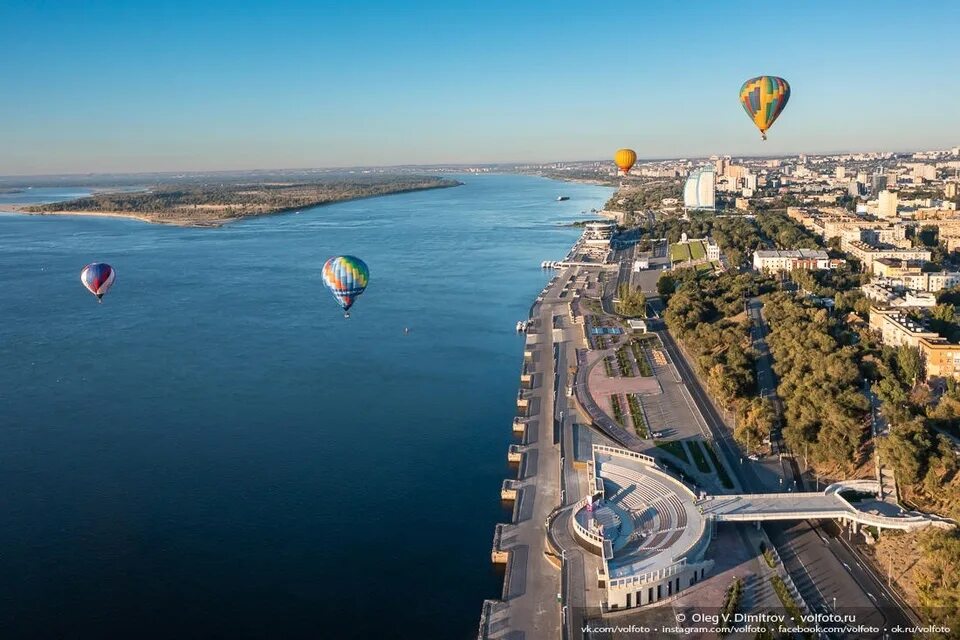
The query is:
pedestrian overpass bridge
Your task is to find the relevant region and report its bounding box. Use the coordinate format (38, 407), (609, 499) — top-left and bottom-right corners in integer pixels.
(698, 480), (954, 532)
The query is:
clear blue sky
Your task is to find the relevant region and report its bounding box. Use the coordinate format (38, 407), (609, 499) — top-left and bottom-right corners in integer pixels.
(2, 0), (958, 175)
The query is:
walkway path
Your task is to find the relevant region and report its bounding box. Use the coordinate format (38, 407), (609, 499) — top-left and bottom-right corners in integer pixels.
(488, 268), (577, 639)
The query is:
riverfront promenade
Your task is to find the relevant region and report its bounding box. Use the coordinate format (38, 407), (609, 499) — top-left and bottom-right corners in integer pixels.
(484, 267), (581, 639)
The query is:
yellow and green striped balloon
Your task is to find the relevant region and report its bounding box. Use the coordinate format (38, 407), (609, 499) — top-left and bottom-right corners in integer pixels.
(739, 76), (790, 140)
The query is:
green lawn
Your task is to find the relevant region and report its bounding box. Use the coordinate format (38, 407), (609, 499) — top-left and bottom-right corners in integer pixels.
(655, 440), (689, 464)
(628, 394), (649, 438)
(669, 243), (691, 262)
(769, 576), (809, 639)
(688, 440), (711, 474)
(610, 394), (625, 426)
(689, 240), (706, 260)
(603, 356), (615, 377)
(616, 347), (634, 377)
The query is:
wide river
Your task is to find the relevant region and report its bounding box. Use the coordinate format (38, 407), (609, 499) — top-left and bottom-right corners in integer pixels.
(0, 175), (613, 639)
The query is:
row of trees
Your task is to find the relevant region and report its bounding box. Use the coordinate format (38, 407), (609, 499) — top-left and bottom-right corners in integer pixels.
(663, 270), (776, 451)
(763, 292), (870, 469)
(915, 528), (960, 630)
(864, 334), (960, 521)
(847, 286), (960, 627)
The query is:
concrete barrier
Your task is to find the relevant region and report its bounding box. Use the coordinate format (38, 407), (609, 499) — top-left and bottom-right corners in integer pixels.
(571, 506), (606, 552)
(491, 524), (509, 564)
(477, 599), (500, 640)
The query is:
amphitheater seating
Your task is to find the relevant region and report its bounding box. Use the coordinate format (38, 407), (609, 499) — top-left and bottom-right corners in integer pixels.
(646, 531), (668, 549)
(669, 495), (688, 528)
(593, 506), (621, 533)
(663, 529), (683, 549)
(597, 460), (693, 554)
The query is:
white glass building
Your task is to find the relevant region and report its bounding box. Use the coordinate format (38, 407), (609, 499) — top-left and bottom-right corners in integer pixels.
(683, 166), (716, 211)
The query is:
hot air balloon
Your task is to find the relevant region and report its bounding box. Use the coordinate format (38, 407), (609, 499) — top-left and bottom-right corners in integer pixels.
(80, 262), (116, 303)
(322, 255), (369, 318)
(614, 148), (637, 175)
(739, 76), (791, 140)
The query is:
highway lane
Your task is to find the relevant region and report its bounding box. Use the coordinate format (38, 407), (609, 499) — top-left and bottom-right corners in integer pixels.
(766, 520), (900, 635)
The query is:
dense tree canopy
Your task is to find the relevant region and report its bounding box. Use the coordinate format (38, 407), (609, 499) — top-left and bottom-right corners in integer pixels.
(915, 529), (960, 632)
(616, 283), (647, 317)
(664, 271), (777, 450)
(763, 292), (869, 468)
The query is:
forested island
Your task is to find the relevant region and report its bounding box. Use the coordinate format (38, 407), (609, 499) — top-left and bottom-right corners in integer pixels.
(20, 175), (461, 227)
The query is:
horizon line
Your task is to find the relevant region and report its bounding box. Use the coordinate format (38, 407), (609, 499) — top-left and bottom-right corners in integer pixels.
(2, 144), (955, 181)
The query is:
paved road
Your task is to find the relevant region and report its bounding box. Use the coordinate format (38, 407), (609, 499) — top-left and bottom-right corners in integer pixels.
(749, 297), (916, 632)
(747, 297), (777, 406)
(767, 520), (913, 634)
(616, 243), (635, 292)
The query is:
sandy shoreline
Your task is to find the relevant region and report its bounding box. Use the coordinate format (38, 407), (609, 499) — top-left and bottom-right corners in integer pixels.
(2, 207), (224, 227)
(1, 182), (461, 228)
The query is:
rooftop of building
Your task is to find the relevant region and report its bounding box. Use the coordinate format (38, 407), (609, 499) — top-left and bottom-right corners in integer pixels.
(754, 248), (829, 259)
(846, 240), (931, 254)
(871, 307), (939, 335)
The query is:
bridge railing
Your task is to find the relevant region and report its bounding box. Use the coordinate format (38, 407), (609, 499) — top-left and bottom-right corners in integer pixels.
(701, 491), (835, 500)
(711, 507), (939, 531)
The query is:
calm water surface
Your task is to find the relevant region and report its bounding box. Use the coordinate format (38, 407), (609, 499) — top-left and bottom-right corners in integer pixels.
(0, 175), (613, 639)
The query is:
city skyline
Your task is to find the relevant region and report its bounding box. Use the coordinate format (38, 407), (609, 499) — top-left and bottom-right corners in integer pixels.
(2, 0), (959, 174)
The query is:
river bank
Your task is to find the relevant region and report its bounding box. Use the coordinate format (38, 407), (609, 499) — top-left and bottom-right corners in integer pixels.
(10, 179), (462, 228)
